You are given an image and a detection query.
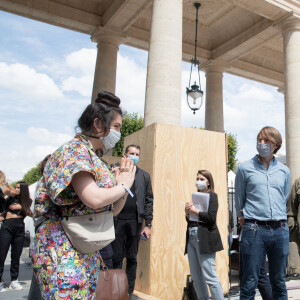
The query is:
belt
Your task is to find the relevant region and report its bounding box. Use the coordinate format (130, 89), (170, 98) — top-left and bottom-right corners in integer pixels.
(244, 219), (286, 228)
(188, 221), (210, 229)
(188, 221), (200, 228)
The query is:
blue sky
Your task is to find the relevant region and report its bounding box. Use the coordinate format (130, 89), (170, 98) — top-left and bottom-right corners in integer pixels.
(0, 10), (286, 181)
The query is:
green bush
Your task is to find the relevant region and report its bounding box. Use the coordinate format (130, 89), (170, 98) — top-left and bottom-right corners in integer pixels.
(112, 112), (144, 156)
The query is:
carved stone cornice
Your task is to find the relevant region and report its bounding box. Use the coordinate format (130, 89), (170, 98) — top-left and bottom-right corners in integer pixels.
(277, 86), (285, 94)
(201, 60), (230, 73)
(281, 16), (300, 32)
(91, 26), (127, 45)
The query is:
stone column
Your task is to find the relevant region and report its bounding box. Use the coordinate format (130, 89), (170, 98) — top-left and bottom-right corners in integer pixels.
(91, 29), (125, 102)
(282, 18), (300, 182)
(204, 64), (225, 132)
(144, 0), (182, 126)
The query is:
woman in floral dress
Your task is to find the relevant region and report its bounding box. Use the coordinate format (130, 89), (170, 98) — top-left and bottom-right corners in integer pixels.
(31, 91), (136, 300)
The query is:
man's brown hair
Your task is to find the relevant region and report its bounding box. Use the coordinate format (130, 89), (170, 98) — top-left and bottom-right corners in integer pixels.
(257, 126), (282, 154)
(125, 144), (140, 154)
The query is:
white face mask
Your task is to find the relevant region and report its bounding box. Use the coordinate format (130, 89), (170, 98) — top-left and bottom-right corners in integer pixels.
(100, 129), (121, 149)
(195, 180), (207, 190)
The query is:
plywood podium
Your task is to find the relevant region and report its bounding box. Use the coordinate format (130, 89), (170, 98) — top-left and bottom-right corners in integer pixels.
(105, 123), (229, 300)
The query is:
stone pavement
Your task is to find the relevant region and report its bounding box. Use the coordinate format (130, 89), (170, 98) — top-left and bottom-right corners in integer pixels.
(1, 249), (300, 300)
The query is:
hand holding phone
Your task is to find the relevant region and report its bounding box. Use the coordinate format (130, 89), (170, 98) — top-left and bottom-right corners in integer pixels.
(141, 233), (147, 241)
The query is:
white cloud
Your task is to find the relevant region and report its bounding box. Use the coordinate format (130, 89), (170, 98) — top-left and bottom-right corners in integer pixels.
(1, 126), (73, 182)
(60, 48), (96, 96)
(0, 62), (63, 99)
(26, 127), (72, 145)
(65, 48), (97, 75)
(27, 145), (57, 161)
(116, 54), (147, 114)
(61, 75), (93, 97)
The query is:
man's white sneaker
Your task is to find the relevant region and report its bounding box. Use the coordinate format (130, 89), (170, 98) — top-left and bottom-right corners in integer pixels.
(9, 280), (23, 290)
(0, 282), (6, 292)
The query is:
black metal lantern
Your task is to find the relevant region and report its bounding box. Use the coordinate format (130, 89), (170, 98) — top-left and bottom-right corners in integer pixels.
(186, 2), (203, 114)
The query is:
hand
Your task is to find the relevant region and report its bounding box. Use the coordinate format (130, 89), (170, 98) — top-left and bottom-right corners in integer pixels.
(115, 157), (136, 188)
(189, 205), (199, 215)
(185, 202), (193, 215)
(2, 185), (14, 196)
(238, 216), (244, 228)
(9, 204), (21, 210)
(288, 217), (295, 230)
(141, 226), (151, 239)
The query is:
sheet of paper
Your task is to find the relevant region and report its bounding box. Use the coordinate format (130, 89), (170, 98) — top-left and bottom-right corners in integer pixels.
(189, 192), (210, 222)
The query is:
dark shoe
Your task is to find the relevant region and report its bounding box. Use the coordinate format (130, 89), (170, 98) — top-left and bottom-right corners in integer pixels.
(285, 273), (290, 282)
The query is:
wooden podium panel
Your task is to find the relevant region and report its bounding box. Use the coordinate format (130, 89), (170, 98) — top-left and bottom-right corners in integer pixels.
(120, 123), (229, 300)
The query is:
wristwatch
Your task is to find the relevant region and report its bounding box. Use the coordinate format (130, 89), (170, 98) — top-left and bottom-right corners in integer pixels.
(146, 224), (152, 229)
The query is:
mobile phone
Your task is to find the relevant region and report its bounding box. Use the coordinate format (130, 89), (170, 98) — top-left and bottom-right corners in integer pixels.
(141, 233), (147, 241)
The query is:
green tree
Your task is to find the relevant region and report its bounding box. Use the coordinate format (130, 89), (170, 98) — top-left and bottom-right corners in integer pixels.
(226, 132), (239, 172)
(22, 164), (42, 186)
(112, 112), (144, 156)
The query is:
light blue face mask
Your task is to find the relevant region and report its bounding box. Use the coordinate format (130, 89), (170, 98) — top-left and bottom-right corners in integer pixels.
(128, 155), (139, 165)
(100, 129), (121, 149)
(256, 142), (273, 158)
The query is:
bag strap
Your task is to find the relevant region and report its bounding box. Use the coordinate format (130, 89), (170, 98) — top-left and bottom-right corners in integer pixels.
(100, 256), (108, 270)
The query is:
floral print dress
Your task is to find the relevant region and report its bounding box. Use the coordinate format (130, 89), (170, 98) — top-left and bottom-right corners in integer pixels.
(31, 134), (116, 300)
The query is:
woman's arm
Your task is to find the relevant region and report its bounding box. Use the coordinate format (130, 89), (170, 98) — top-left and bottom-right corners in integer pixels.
(72, 158), (135, 210)
(2, 183), (17, 197)
(9, 203), (21, 210)
(187, 193), (218, 225)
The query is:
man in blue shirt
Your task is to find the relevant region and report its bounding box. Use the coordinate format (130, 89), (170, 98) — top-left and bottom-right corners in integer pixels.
(235, 126), (290, 300)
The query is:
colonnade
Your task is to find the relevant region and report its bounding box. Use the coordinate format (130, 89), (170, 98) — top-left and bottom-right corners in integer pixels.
(282, 18), (300, 182)
(90, 0), (300, 183)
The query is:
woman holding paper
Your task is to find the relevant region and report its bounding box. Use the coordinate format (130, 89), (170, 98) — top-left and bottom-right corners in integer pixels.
(184, 170), (224, 300)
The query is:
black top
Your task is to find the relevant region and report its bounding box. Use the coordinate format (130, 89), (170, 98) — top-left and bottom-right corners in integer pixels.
(185, 192), (224, 255)
(116, 167), (153, 225)
(117, 180), (138, 220)
(6, 197), (22, 216)
(0, 189), (5, 213)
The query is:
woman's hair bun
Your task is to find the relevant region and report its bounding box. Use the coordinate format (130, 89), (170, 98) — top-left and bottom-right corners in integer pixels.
(95, 91), (121, 108)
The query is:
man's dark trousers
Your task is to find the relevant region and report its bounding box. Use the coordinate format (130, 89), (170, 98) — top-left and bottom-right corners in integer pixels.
(112, 219), (142, 294)
(239, 251), (272, 300)
(240, 222), (289, 300)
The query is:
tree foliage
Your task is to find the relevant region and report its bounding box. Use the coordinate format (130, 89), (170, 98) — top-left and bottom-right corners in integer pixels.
(22, 164), (42, 186)
(112, 112), (144, 156)
(227, 132), (239, 172)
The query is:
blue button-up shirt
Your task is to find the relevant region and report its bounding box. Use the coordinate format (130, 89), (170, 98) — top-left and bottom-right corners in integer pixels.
(235, 155), (290, 221)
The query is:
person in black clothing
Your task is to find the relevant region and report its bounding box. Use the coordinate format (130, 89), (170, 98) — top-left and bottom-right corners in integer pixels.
(0, 181), (32, 292)
(185, 169), (224, 300)
(112, 144), (154, 297)
(229, 210), (234, 249)
(0, 189), (5, 220)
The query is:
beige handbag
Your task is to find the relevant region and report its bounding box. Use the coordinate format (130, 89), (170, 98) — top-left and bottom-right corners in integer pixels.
(61, 211), (115, 254)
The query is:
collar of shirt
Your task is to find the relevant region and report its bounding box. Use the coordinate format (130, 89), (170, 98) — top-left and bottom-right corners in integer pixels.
(253, 154), (276, 171)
